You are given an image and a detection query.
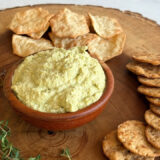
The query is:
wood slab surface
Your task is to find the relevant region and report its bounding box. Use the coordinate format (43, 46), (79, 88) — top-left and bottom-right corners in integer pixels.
(0, 4), (160, 160)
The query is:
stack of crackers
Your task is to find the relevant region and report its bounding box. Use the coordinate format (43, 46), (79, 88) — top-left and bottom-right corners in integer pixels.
(126, 55), (160, 158)
(127, 56), (160, 109)
(102, 120), (160, 159)
(9, 7), (126, 62)
(102, 55), (160, 159)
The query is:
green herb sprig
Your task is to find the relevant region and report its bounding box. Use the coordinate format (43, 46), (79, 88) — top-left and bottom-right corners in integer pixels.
(0, 120), (41, 160)
(60, 148), (72, 160)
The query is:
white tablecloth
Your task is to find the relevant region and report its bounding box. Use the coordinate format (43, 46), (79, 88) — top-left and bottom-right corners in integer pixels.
(0, 0), (159, 24)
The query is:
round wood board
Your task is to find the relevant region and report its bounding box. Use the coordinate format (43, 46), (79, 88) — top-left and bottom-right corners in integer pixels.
(0, 4), (160, 160)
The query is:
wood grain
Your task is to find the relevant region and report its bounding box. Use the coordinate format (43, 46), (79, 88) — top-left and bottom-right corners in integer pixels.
(0, 4), (160, 160)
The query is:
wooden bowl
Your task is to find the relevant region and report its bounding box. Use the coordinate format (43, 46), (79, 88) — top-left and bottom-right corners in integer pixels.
(3, 60), (114, 131)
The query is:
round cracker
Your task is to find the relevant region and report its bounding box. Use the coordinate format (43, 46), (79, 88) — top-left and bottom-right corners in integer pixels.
(138, 76), (160, 87)
(145, 126), (160, 149)
(102, 130), (154, 160)
(150, 104), (160, 116)
(146, 96), (160, 107)
(132, 53), (160, 66)
(145, 110), (160, 131)
(126, 61), (160, 78)
(117, 120), (160, 157)
(50, 8), (89, 38)
(89, 13), (123, 39)
(9, 8), (53, 34)
(138, 85), (160, 98)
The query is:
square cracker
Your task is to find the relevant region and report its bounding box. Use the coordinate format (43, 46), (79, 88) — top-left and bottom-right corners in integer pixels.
(69, 33), (98, 48)
(88, 32), (126, 61)
(89, 13), (123, 39)
(50, 8), (89, 38)
(48, 32), (74, 49)
(9, 8), (53, 34)
(49, 33), (98, 50)
(12, 34), (54, 57)
(27, 23), (50, 39)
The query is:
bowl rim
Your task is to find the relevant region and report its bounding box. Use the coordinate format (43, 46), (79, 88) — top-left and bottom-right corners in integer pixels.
(3, 59), (114, 121)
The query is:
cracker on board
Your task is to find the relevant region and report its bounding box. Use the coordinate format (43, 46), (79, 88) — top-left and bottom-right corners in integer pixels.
(27, 23), (50, 39)
(88, 32), (126, 61)
(85, 15), (91, 27)
(48, 32), (74, 49)
(145, 110), (160, 131)
(89, 13), (123, 39)
(150, 104), (160, 116)
(9, 8), (53, 34)
(146, 97), (160, 107)
(49, 33), (98, 50)
(12, 34), (54, 57)
(126, 61), (160, 78)
(102, 130), (154, 160)
(145, 125), (160, 149)
(69, 33), (98, 48)
(50, 8), (89, 38)
(132, 52), (160, 66)
(138, 85), (160, 98)
(117, 120), (160, 157)
(138, 76), (160, 87)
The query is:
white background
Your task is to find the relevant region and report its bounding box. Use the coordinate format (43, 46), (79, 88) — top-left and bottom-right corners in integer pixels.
(0, 0), (160, 24)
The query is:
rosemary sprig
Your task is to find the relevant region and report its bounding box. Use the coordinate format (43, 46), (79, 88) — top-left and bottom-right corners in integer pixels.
(60, 147), (72, 160)
(0, 120), (41, 160)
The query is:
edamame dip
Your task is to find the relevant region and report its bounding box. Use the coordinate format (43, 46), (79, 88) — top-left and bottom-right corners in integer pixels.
(11, 47), (106, 113)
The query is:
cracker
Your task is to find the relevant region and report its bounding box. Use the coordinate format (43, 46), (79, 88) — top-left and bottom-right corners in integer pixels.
(9, 8), (53, 34)
(85, 15), (91, 27)
(27, 23), (49, 39)
(150, 104), (160, 116)
(145, 125), (160, 149)
(138, 85), (160, 98)
(126, 61), (160, 78)
(145, 110), (160, 131)
(146, 97), (160, 107)
(132, 53), (160, 66)
(89, 13), (123, 39)
(102, 130), (154, 160)
(49, 33), (98, 49)
(69, 33), (98, 48)
(88, 32), (126, 61)
(50, 8), (89, 38)
(138, 76), (160, 87)
(117, 120), (160, 157)
(48, 32), (73, 49)
(12, 34), (54, 57)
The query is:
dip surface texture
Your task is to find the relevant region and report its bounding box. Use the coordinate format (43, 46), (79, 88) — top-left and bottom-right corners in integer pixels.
(11, 47), (106, 113)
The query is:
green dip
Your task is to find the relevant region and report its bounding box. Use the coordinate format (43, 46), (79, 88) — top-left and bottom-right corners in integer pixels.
(11, 47), (106, 113)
